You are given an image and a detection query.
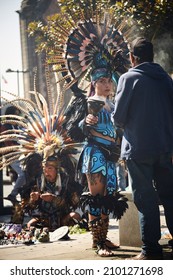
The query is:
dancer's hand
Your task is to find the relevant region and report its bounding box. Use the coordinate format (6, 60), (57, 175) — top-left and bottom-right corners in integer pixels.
(85, 114), (98, 125)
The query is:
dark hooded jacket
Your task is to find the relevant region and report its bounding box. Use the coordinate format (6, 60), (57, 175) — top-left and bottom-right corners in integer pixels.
(112, 62), (173, 160)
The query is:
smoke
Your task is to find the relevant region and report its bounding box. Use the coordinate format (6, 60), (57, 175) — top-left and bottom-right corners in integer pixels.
(153, 33), (173, 75)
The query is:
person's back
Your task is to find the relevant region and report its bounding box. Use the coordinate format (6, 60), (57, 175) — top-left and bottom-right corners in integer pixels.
(113, 37), (173, 260)
(113, 55), (173, 160)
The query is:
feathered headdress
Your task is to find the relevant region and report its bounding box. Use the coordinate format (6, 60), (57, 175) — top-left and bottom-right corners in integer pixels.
(48, 12), (131, 93)
(0, 88), (80, 170)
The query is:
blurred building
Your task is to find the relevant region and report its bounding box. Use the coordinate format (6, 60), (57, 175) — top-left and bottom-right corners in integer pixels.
(17, 0), (61, 103)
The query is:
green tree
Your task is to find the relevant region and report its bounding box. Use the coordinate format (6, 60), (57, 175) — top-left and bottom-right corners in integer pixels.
(112, 0), (173, 72)
(113, 0), (173, 39)
(28, 0), (173, 72)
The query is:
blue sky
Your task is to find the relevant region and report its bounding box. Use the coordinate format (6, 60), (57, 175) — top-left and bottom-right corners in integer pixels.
(0, 0), (23, 97)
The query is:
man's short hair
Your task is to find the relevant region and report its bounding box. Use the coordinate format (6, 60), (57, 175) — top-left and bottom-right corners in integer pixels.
(130, 37), (154, 63)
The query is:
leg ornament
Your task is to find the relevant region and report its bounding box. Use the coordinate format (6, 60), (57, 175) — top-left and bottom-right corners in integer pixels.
(80, 191), (128, 219)
(80, 192), (102, 216)
(92, 217), (120, 250)
(102, 192), (128, 219)
(89, 217), (114, 257)
(91, 217), (108, 249)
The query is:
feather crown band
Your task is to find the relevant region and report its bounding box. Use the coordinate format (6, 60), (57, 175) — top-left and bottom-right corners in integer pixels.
(44, 156), (60, 169)
(90, 68), (112, 82)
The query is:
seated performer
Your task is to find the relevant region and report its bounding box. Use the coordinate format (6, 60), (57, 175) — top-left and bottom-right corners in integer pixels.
(0, 73), (85, 234)
(26, 156), (83, 231)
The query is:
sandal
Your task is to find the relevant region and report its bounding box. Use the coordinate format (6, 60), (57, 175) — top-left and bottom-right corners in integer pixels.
(96, 242), (115, 257)
(105, 238), (120, 249)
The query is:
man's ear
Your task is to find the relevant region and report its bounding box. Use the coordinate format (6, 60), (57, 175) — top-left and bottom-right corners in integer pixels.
(129, 52), (135, 67)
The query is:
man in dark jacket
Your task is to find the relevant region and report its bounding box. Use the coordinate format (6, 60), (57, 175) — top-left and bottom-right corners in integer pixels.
(112, 37), (173, 260)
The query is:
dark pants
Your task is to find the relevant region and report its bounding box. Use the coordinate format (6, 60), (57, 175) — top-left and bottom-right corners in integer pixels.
(127, 153), (173, 256)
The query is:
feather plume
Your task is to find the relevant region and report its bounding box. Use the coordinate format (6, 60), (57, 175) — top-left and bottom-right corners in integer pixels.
(46, 10), (131, 91)
(0, 89), (80, 170)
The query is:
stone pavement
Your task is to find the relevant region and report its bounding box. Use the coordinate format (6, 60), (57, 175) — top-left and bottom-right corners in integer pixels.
(0, 211), (172, 260)
(0, 172), (172, 260)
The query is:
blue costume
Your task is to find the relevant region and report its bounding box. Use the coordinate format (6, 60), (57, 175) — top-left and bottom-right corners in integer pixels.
(62, 83), (128, 254)
(79, 101), (121, 217)
(81, 106), (117, 189)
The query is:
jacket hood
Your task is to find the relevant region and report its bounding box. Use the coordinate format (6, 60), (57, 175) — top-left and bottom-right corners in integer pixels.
(129, 62), (168, 80)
